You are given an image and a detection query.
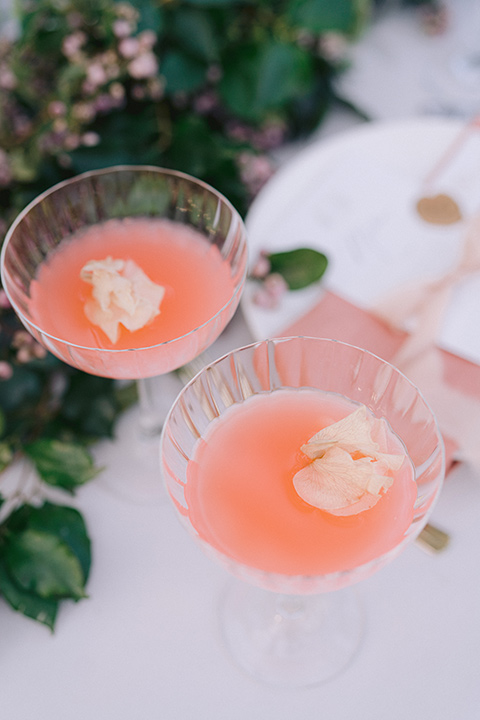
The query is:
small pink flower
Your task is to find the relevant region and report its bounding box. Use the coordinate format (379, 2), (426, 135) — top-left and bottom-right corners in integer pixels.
(81, 131), (100, 147)
(0, 290), (11, 309)
(113, 19), (132, 38)
(94, 93), (120, 113)
(250, 251), (271, 279)
(238, 152), (275, 197)
(33, 344), (47, 360)
(128, 52), (158, 79)
(252, 273), (288, 310)
(0, 361), (13, 380)
(72, 101), (96, 122)
(0, 149), (12, 187)
(109, 82), (125, 100)
(193, 90), (218, 115)
(420, 5), (449, 36)
(264, 273), (288, 299)
(0, 66), (16, 90)
(62, 31), (86, 59)
(119, 37), (140, 59)
(253, 122), (286, 151)
(147, 77), (164, 101)
(131, 84), (146, 100)
(86, 62), (108, 88)
(318, 32), (348, 63)
(138, 31), (157, 51)
(63, 132), (80, 151)
(48, 101), (67, 118)
(53, 118), (68, 133)
(13, 330), (47, 362)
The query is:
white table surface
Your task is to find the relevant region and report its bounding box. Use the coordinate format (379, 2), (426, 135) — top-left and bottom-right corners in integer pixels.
(2, 2), (480, 718)
(2, 307), (480, 720)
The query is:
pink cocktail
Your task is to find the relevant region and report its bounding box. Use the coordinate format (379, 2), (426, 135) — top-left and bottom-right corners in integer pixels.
(161, 337), (445, 685)
(185, 388), (417, 579)
(1, 167), (247, 382)
(28, 216), (238, 378)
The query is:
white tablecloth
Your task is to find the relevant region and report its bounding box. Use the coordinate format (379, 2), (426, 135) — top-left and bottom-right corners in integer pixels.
(2, 308), (480, 720)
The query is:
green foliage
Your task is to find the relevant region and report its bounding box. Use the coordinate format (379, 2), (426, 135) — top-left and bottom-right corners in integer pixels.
(24, 440), (101, 493)
(269, 248), (328, 290)
(0, 502), (91, 629)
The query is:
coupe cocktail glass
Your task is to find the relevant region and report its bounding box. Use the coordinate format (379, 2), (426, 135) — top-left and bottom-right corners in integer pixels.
(161, 336), (445, 686)
(1, 166), (247, 498)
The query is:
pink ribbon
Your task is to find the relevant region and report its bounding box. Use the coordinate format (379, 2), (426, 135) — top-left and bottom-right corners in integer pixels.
(375, 215), (480, 471)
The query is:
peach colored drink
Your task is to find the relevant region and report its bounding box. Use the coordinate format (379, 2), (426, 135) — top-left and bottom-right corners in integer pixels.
(28, 217), (236, 376)
(185, 388), (417, 576)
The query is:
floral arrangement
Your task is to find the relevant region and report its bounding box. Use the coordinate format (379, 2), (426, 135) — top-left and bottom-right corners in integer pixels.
(0, 0), (438, 629)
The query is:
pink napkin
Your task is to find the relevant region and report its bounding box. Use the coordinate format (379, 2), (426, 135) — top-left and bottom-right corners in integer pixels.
(279, 290), (480, 475)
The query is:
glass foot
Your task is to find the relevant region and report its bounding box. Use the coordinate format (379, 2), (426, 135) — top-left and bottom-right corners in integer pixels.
(218, 578), (365, 687)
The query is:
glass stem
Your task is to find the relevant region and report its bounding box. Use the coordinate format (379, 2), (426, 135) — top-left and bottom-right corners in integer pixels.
(136, 376), (164, 438)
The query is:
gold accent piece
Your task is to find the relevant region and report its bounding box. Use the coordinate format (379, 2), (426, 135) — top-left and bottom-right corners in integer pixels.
(416, 193), (462, 225)
(416, 523), (450, 553)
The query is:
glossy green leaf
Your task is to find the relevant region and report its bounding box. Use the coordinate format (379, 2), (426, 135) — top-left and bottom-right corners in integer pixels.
(170, 8), (220, 62)
(24, 439), (100, 493)
(219, 41), (314, 121)
(268, 247), (328, 290)
(58, 373), (120, 439)
(162, 50), (207, 94)
(286, 0), (362, 34)
(4, 528), (87, 600)
(26, 502), (91, 582)
(68, 108), (162, 173)
(0, 559), (58, 630)
(0, 365), (42, 413)
(130, 0), (165, 33)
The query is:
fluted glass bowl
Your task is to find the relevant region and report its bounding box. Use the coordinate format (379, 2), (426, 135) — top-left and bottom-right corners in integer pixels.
(1, 165), (248, 380)
(161, 336), (445, 685)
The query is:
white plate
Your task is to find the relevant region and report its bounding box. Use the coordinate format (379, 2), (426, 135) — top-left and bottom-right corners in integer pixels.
(242, 117), (480, 364)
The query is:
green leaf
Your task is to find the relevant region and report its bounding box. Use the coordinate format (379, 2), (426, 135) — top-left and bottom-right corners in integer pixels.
(169, 9), (220, 63)
(0, 365), (42, 413)
(286, 0), (364, 35)
(129, 0), (165, 33)
(219, 40), (314, 122)
(3, 527), (87, 600)
(26, 502), (91, 583)
(58, 373), (120, 438)
(0, 441), (14, 472)
(181, 0), (246, 5)
(0, 558), (58, 631)
(165, 115), (222, 178)
(24, 439), (100, 493)
(162, 50), (207, 94)
(268, 247), (328, 290)
(68, 107), (161, 173)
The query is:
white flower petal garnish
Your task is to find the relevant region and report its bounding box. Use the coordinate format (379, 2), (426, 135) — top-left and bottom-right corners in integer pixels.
(293, 405), (405, 516)
(80, 257), (165, 343)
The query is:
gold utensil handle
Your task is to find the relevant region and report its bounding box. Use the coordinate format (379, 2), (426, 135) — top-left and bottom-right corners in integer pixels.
(417, 523), (450, 553)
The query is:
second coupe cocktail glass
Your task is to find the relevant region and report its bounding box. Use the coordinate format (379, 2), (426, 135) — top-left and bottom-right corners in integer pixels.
(161, 337), (445, 686)
(1, 166), (248, 498)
